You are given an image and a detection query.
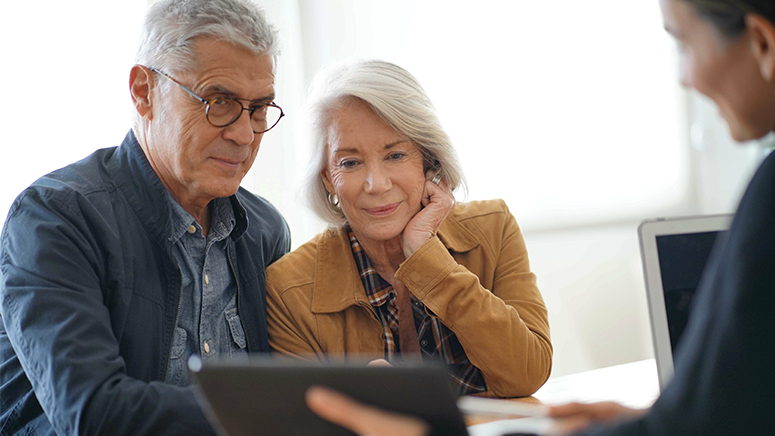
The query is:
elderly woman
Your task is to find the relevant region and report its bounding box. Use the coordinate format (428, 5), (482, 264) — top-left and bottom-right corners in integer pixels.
(265, 60), (552, 397)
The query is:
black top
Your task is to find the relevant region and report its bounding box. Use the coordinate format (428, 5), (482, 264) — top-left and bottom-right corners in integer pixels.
(578, 150), (775, 435)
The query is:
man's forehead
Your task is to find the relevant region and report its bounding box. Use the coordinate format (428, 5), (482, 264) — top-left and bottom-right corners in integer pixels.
(186, 37), (276, 98)
(191, 37), (274, 70)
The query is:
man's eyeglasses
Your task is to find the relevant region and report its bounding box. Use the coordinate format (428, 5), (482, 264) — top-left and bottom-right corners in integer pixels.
(148, 67), (284, 134)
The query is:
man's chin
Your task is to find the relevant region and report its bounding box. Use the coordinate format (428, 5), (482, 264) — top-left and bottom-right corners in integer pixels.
(206, 182), (243, 200)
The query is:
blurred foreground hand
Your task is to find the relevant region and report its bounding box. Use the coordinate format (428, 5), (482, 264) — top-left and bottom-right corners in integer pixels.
(547, 401), (647, 435)
(306, 386), (429, 436)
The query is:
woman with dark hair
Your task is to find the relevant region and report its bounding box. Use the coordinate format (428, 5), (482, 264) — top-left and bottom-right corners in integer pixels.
(304, 0), (775, 434)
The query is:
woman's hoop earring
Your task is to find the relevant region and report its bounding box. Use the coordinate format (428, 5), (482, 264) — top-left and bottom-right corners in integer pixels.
(327, 192), (340, 207)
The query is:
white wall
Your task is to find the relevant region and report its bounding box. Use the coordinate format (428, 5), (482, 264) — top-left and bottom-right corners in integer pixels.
(0, 1), (146, 221)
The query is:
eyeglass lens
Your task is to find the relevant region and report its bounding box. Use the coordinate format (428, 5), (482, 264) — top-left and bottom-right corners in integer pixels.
(206, 99), (283, 133)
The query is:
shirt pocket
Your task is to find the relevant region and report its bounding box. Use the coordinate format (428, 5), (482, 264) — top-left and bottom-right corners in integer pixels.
(225, 308), (247, 351)
(165, 327), (188, 386)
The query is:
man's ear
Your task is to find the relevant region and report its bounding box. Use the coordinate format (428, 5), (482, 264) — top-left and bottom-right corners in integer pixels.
(129, 65), (154, 120)
(747, 14), (775, 82)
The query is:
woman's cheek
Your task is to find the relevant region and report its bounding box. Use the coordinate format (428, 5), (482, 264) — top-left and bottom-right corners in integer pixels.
(329, 170), (347, 191)
(412, 179), (426, 204)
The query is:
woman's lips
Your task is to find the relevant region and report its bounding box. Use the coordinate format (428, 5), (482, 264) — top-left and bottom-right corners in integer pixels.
(364, 202), (401, 216)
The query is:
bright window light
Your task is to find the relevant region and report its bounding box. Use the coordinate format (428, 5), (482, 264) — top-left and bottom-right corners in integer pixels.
(299, 0), (689, 231)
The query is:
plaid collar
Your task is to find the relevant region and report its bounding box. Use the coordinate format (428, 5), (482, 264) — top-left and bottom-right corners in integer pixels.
(346, 226), (393, 307)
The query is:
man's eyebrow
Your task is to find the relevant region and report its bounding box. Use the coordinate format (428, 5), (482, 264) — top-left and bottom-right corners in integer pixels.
(250, 93), (276, 104)
(201, 85), (275, 103)
(201, 85), (237, 96)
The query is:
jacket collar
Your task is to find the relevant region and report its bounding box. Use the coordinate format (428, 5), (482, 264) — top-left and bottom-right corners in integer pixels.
(310, 211), (480, 313)
(436, 210), (480, 252)
(107, 130), (248, 249)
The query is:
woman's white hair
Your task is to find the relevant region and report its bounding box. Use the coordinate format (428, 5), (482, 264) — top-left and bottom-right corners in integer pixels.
(303, 59), (468, 227)
(133, 0), (279, 125)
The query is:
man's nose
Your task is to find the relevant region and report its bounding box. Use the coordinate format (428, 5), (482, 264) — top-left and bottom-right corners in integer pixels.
(222, 110), (256, 146)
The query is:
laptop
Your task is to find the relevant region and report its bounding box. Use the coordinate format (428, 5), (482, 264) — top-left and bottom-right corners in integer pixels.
(638, 214), (732, 390)
(188, 357), (470, 436)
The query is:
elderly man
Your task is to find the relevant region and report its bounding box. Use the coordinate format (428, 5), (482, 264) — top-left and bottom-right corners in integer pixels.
(0, 0), (289, 434)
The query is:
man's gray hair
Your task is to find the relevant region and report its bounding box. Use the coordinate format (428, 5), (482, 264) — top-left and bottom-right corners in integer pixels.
(135, 0), (279, 88)
(303, 59), (468, 227)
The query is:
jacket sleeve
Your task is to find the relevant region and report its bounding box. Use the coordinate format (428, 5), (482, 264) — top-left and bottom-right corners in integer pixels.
(0, 191), (216, 436)
(395, 200), (552, 397)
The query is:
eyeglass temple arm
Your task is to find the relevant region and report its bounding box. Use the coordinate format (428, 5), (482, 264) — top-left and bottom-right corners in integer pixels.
(147, 66), (208, 104)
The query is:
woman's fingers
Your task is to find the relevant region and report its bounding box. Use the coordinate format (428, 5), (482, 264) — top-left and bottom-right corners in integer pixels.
(402, 179), (456, 257)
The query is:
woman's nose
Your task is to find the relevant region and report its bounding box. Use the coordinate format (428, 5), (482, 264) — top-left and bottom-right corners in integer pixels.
(364, 166), (392, 194)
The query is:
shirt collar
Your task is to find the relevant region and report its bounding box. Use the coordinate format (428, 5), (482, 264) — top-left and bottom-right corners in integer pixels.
(166, 193), (236, 243)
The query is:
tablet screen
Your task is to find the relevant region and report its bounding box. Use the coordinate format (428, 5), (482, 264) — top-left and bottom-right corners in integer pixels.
(189, 359), (469, 436)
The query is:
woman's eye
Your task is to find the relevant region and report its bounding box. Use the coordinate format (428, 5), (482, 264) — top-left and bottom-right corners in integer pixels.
(388, 152), (406, 160)
(339, 159), (359, 169)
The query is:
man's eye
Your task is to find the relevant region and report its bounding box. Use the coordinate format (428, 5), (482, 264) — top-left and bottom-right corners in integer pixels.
(210, 98), (231, 107)
(251, 105), (268, 120)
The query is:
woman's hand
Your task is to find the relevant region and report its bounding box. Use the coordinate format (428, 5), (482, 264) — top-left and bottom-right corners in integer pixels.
(546, 401), (647, 435)
(306, 386), (430, 436)
(401, 171), (456, 258)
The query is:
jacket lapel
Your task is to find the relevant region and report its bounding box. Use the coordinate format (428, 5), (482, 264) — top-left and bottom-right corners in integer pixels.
(311, 228), (371, 314)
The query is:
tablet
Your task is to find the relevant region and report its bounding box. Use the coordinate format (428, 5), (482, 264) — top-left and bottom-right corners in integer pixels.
(188, 357), (469, 436)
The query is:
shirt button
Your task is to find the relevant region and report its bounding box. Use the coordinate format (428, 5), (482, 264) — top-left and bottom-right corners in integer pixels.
(391, 325), (398, 332)
(420, 340), (428, 347)
(413, 300), (421, 306)
(204, 274), (210, 285)
(187, 225), (196, 234)
(204, 342), (210, 354)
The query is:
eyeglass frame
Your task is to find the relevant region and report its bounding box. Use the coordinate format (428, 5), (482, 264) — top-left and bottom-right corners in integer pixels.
(147, 66), (285, 134)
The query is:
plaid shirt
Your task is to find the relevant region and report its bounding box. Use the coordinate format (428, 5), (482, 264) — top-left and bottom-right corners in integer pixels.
(347, 227), (486, 395)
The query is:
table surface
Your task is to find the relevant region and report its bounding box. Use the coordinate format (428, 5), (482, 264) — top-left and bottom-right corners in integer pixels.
(531, 358), (660, 409)
(465, 359), (660, 427)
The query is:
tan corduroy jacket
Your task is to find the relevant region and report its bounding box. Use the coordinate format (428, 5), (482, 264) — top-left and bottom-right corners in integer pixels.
(266, 199), (552, 397)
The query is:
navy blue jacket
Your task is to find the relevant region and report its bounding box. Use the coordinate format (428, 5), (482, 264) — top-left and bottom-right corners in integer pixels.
(0, 131), (291, 435)
(578, 150), (775, 435)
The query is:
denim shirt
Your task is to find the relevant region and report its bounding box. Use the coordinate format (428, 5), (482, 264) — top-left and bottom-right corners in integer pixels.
(165, 195), (248, 386)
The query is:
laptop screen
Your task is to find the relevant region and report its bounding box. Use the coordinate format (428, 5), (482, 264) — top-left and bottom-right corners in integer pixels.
(655, 230), (726, 354)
